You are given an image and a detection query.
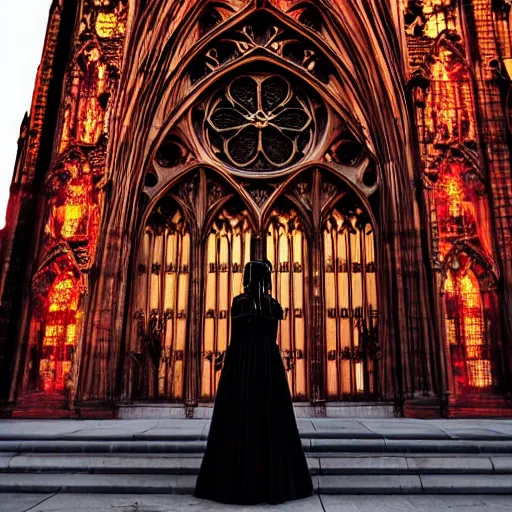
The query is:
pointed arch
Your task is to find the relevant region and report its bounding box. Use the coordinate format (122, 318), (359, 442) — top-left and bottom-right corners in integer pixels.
(128, 166), (259, 403)
(264, 196), (309, 400)
(315, 172), (379, 399)
(129, 195), (190, 401)
(80, 0), (438, 405)
(140, 165), (260, 239)
(124, 0), (416, 185)
(23, 250), (82, 396)
(441, 247), (504, 396)
(258, 167), (380, 400)
(259, 164), (377, 230)
(431, 157), (495, 267)
(61, 36), (108, 150)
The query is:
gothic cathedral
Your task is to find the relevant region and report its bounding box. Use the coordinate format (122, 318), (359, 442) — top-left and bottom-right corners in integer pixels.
(1, 0), (512, 418)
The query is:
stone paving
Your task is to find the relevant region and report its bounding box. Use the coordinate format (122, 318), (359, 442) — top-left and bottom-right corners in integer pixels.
(1, 493), (512, 512)
(1, 418), (512, 440)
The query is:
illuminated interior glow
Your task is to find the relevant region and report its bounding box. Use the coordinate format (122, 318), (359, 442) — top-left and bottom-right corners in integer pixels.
(96, 9), (126, 39)
(133, 208), (190, 400)
(324, 207), (378, 399)
(266, 207), (307, 400)
(412, 0), (498, 396)
(202, 207), (252, 400)
(39, 273), (79, 393)
(444, 271), (492, 390)
(23, 0), (127, 398)
(61, 45), (107, 151)
(15, 0), (509, 409)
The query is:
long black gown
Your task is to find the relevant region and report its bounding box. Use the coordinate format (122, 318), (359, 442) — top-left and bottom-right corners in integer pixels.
(195, 263), (313, 505)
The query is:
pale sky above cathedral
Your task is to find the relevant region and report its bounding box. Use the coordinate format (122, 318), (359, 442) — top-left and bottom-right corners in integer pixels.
(0, 1), (52, 227)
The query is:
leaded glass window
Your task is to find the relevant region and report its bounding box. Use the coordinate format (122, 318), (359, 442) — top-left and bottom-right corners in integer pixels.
(206, 75), (314, 171)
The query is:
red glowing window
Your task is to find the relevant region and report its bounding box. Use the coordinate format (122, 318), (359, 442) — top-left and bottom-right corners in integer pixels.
(444, 270), (492, 392)
(39, 273), (80, 393)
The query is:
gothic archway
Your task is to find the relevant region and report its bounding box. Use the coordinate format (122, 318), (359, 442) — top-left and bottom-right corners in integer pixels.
(24, 255), (81, 396)
(79, 0), (436, 407)
(128, 168), (258, 403)
(257, 168), (380, 402)
(323, 194), (379, 400)
(130, 197), (190, 401)
(265, 200), (309, 400)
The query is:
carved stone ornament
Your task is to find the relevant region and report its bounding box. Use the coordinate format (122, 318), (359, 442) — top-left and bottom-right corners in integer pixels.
(248, 187), (271, 208)
(207, 179), (225, 208)
(321, 180), (337, 205)
(205, 74), (314, 171)
(189, 13), (333, 85)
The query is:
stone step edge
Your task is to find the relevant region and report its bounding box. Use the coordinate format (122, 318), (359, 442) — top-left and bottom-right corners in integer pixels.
(1, 455), (511, 476)
(1, 474), (512, 495)
(2, 433), (512, 441)
(1, 439), (512, 454)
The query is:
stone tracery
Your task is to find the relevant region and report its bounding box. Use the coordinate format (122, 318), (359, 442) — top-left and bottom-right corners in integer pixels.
(206, 75), (314, 170)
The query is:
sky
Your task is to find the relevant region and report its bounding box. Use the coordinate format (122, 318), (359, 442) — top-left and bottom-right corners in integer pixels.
(0, 1), (53, 228)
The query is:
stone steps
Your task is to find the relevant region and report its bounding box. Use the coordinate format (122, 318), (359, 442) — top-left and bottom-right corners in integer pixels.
(2, 453), (512, 475)
(1, 438), (512, 454)
(0, 473), (195, 494)
(0, 448), (511, 494)
(1, 419), (512, 495)
(1, 471), (512, 495)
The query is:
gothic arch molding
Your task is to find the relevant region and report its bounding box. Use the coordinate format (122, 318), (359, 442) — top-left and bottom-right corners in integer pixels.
(79, 0), (438, 402)
(258, 165), (378, 232)
(440, 245), (505, 396)
(117, 0), (413, 190)
(150, 57), (364, 173)
(139, 165), (260, 237)
(127, 168), (259, 402)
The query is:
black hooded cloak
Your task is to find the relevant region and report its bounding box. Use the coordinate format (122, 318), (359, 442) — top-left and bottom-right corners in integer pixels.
(194, 261), (313, 504)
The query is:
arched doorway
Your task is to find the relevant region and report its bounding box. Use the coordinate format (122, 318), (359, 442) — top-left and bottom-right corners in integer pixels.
(131, 166), (380, 404)
(129, 169), (259, 403)
(257, 169), (379, 402)
(125, 1), (387, 405)
(444, 270), (490, 394)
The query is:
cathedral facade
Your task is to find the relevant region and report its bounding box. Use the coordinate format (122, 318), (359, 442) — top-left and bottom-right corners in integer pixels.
(1, 0), (512, 417)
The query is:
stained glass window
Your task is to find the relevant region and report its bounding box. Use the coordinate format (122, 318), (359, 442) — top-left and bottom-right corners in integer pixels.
(444, 270), (492, 393)
(266, 207), (308, 400)
(201, 207), (252, 400)
(323, 204), (378, 399)
(206, 75), (313, 171)
(407, 1), (499, 398)
(133, 207), (190, 400)
(39, 274), (80, 394)
(61, 44), (107, 151)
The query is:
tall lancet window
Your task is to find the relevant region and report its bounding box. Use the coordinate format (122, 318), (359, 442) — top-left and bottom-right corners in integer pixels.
(444, 268), (492, 394)
(266, 206), (308, 400)
(201, 206), (252, 400)
(39, 272), (80, 394)
(133, 201), (190, 400)
(323, 202), (378, 399)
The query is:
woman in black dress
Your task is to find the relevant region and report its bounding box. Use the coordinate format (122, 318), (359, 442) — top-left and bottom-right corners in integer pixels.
(194, 261), (313, 505)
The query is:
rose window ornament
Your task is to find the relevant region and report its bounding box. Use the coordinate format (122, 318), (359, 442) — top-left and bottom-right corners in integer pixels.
(206, 75), (314, 171)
